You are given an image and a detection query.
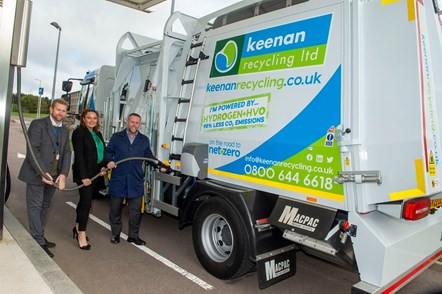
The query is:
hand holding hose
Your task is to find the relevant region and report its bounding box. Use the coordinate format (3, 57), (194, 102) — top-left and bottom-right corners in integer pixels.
(107, 161), (117, 170)
(42, 173), (54, 185)
(55, 174), (66, 190)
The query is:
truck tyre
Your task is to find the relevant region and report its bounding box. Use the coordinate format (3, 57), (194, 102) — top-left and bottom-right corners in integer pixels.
(192, 196), (254, 280)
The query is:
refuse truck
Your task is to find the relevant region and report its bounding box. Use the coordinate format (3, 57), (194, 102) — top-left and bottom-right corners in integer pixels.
(82, 0), (442, 292)
(77, 65), (115, 118)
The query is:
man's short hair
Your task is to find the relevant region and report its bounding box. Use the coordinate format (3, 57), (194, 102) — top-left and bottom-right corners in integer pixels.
(127, 113), (141, 120)
(51, 98), (69, 108)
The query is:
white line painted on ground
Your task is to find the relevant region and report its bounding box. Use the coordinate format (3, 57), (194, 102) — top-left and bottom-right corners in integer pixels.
(66, 201), (214, 290)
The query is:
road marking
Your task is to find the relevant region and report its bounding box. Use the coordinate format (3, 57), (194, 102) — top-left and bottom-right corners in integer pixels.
(66, 201), (214, 290)
(17, 153), (26, 159)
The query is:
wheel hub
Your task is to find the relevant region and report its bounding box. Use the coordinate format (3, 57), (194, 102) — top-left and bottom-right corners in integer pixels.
(201, 213), (233, 262)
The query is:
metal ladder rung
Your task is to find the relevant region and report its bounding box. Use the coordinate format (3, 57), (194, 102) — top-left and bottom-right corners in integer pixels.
(169, 153), (181, 160)
(190, 41), (203, 48)
(186, 56), (198, 66)
(178, 98), (190, 104)
(182, 79), (194, 85)
(199, 52), (209, 60)
(165, 96), (185, 100)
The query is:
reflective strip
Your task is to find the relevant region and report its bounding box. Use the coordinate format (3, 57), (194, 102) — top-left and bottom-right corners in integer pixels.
(390, 159), (426, 200)
(382, 249), (442, 293)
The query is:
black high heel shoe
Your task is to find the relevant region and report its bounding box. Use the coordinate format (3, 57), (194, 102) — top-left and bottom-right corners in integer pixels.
(72, 227), (78, 239)
(73, 227), (91, 250)
(73, 227), (89, 241)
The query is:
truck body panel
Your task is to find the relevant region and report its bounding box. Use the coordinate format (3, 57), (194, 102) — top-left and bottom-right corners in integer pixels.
(187, 1), (346, 210)
(94, 0), (442, 291)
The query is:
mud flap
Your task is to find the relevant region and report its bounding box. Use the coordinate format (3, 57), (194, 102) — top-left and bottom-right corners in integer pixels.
(256, 244), (297, 289)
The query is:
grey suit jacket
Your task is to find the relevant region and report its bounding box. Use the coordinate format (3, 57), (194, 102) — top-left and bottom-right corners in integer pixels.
(19, 116), (71, 185)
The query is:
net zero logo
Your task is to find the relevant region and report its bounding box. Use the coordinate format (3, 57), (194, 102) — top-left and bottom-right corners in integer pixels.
(214, 40), (238, 73)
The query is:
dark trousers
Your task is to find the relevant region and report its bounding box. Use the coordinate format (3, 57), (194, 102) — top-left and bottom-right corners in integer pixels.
(109, 196), (142, 239)
(26, 183), (56, 245)
(76, 182), (96, 231)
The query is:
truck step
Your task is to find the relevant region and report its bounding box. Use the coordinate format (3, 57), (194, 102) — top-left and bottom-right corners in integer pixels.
(172, 136), (184, 141)
(174, 118), (187, 123)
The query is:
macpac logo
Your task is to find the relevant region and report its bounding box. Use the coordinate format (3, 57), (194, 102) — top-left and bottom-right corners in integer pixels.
(214, 40), (238, 73)
(265, 259), (291, 281)
(278, 205), (319, 232)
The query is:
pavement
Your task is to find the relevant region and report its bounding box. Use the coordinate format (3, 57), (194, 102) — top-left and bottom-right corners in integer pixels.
(0, 207), (82, 294)
(0, 204), (441, 294)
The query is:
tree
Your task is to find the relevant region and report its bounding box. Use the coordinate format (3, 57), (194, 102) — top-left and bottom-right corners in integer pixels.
(11, 93), (50, 113)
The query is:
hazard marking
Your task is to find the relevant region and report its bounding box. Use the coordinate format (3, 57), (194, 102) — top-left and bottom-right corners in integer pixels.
(429, 150), (436, 177)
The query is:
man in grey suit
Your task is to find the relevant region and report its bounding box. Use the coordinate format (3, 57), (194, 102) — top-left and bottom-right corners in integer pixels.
(19, 98), (71, 258)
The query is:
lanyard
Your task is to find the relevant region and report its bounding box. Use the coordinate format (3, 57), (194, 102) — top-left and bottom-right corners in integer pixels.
(52, 126), (61, 153)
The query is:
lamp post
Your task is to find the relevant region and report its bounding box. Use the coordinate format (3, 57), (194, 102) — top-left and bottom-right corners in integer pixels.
(50, 21), (61, 100)
(35, 78), (42, 118)
(170, 0), (175, 15)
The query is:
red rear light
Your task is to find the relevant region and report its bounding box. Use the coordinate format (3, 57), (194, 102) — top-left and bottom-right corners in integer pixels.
(256, 218), (269, 225)
(402, 198), (431, 220)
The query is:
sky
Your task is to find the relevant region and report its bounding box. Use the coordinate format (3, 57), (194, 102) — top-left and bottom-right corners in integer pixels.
(17, 0), (241, 99)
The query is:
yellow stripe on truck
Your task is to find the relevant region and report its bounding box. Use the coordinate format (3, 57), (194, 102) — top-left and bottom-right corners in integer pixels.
(382, 0), (401, 4)
(382, 0), (416, 21)
(390, 159), (426, 200)
(407, 0), (416, 21)
(209, 168), (345, 202)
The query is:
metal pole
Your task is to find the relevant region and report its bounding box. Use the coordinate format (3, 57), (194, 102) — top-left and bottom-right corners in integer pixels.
(35, 78), (41, 117)
(170, 0), (175, 15)
(50, 22), (61, 100)
(0, 0), (21, 240)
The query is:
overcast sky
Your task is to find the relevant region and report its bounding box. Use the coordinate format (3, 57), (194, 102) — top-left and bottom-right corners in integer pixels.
(18, 0), (241, 98)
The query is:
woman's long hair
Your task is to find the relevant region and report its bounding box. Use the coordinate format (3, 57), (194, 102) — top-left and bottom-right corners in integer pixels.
(79, 109), (100, 132)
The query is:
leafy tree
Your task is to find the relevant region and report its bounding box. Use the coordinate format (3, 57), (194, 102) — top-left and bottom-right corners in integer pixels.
(11, 93), (50, 113)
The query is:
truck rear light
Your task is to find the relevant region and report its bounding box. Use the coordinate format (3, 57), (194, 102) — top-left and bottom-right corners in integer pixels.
(402, 198), (431, 220)
(256, 218), (269, 225)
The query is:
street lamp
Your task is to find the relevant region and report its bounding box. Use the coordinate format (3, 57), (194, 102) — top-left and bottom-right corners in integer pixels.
(50, 21), (61, 100)
(35, 78), (42, 118)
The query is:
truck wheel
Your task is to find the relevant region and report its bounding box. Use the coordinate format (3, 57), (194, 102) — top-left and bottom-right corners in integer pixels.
(192, 196), (254, 279)
(4, 164), (11, 203)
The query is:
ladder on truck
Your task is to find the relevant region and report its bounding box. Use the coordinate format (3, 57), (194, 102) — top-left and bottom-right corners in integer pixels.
(169, 37), (208, 169)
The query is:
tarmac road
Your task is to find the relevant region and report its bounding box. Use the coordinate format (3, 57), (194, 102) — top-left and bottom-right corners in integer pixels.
(5, 117), (442, 294)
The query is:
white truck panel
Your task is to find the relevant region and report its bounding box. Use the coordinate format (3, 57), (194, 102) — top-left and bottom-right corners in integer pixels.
(352, 0), (442, 211)
(188, 1), (347, 210)
(350, 208), (442, 288)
